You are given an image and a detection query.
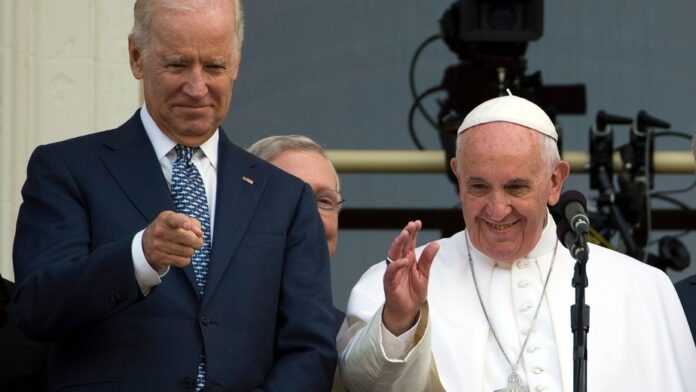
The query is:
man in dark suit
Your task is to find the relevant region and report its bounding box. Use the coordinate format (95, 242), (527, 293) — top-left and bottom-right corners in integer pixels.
(11, 1), (337, 391)
(677, 275), (696, 343)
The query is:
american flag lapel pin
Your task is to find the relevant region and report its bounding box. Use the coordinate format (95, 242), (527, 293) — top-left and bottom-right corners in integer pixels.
(242, 176), (254, 185)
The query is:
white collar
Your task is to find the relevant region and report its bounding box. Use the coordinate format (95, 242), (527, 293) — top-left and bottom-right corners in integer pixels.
(140, 104), (219, 169)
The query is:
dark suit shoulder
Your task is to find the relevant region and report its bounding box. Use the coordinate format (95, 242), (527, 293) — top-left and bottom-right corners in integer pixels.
(675, 274), (696, 344)
(219, 134), (311, 194)
(676, 274), (696, 295)
(36, 111), (143, 153)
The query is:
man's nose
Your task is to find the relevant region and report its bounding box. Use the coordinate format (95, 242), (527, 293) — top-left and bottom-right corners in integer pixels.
(182, 67), (208, 98)
(485, 192), (512, 221)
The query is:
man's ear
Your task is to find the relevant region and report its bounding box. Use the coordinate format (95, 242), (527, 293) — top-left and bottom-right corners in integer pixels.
(547, 160), (571, 206)
(128, 37), (144, 80)
(449, 157), (459, 179)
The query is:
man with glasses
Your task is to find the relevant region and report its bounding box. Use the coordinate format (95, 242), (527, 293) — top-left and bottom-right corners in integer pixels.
(249, 135), (343, 259)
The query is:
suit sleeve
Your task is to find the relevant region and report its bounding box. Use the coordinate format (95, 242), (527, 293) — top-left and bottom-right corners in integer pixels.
(12, 145), (142, 340)
(260, 184), (338, 391)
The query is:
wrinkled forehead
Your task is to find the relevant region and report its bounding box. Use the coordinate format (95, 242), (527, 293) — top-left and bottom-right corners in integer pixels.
(456, 122), (549, 178)
(458, 121), (542, 152)
(152, 0), (231, 12)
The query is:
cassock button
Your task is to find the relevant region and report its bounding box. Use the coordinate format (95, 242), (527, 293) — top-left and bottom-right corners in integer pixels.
(527, 345), (539, 353)
(532, 367), (544, 375)
(200, 316), (210, 327)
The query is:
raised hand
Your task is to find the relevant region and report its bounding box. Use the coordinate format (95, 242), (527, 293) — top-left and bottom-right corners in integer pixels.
(382, 220), (440, 335)
(142, 210), (204, 272)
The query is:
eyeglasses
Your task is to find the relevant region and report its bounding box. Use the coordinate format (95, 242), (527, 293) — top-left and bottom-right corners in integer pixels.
(315, 190), (344, 212)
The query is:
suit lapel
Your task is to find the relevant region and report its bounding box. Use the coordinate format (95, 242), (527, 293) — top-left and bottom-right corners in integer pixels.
(99, 111), (174, 224)
(99, 111), (198, 292)
(202, 133), (266, 307)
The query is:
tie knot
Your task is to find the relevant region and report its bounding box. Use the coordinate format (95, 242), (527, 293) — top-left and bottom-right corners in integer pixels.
(174, 145), (198, 165)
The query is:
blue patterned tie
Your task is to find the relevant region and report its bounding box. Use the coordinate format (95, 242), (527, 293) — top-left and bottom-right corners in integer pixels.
(171, 145), (211, 391)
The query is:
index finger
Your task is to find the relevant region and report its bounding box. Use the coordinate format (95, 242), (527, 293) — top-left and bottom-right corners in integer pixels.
(165, 213), (203, 238)
(400, 220), (421, 258)
(182, 217), (203, 238)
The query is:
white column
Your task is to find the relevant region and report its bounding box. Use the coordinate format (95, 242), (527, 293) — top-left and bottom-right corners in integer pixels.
(0, 0), (139, 281)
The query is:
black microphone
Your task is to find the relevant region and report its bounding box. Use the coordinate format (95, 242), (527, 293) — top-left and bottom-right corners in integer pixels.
(557, 221), (588, 262)
(595, 110), (631, 132)
(559, 190), (590, 235)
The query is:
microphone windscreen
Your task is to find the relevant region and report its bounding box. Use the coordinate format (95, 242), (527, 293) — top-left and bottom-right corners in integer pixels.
(556, 220), (571, 241)
(559, 190), (587, 211)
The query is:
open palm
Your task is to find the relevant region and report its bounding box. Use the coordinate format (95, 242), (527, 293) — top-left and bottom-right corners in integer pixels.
(382, 220), (440, 335)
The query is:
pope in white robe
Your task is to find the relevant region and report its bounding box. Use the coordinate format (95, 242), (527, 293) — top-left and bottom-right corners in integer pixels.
(337, 94), (696, 392)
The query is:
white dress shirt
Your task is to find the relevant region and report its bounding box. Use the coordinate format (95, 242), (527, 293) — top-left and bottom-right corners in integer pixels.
(130, 105), (219, 295)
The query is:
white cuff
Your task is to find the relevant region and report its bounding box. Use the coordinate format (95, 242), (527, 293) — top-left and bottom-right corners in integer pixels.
(380, 313), (420, 360)
(131, 229), (168, 296)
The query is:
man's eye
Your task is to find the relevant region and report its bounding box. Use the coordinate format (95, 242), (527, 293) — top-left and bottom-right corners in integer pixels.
(506, 185), (530, 195)
(317, 197), (334, 206)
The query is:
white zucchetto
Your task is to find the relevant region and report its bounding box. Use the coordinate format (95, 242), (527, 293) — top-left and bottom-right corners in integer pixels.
(456, 91), (558, 141)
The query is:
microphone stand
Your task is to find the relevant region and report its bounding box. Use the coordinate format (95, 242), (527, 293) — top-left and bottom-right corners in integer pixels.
(569, 232), (589, 392)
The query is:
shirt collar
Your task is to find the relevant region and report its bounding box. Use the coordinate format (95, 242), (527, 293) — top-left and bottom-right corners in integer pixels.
(140, 104), (219, 169)
(526, 210), (558, 259)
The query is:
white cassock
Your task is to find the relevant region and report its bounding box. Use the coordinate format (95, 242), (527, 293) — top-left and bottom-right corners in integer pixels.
(338, 213), (696, 392)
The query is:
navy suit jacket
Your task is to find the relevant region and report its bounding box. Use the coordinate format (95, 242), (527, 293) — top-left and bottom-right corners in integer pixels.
(12, 111), (337, 391)
(676, 275), (696, 344)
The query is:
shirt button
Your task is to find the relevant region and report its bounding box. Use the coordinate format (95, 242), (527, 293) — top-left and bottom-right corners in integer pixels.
(520, 303), (533, 312)
(518, 260), (529, 269)
(517, 280), (530, 288)
(535, 386), (547, 392)
(532, 367), (544, 375)
(527, 346), (540, 353)
(200, 316), (210, 327)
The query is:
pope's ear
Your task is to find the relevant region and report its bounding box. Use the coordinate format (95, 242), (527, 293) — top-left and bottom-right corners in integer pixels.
(449, 158), (459, 179)
(547, 160), (570, 206)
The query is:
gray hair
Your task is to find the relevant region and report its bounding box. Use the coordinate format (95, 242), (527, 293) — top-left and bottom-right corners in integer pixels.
(131, 0), (245, 52)
(248, 135), (341, 192)
(456, 125), (560, 173)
